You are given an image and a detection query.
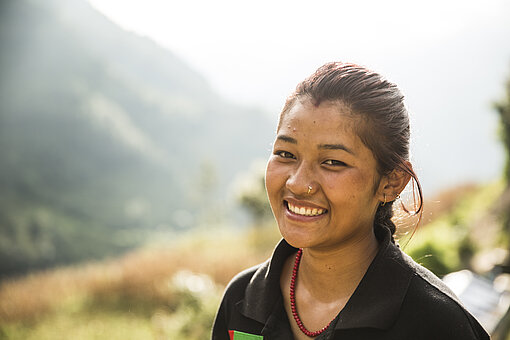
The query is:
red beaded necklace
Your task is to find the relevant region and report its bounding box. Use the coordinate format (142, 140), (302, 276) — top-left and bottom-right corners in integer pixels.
(290, 248), (333, 337)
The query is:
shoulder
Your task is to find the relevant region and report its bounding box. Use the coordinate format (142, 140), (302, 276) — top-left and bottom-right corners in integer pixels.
(220, 262), (266, 305)
(219, 238), (295, 310)
(212, 240), (295, 339)
(211, 260), (272, 340)
(396, 252), (489, 339)
(211, 263), (263, 339)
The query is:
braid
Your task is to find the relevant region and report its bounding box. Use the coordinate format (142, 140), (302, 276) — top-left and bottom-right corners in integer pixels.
(374, 202), (397, 245)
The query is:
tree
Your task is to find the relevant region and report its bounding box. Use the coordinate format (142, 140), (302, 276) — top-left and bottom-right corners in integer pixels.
(492, 66), (510, 340)
(235, 164), (273, 225)
(495, 74), (510, 181)
(494, 70), (510, 269)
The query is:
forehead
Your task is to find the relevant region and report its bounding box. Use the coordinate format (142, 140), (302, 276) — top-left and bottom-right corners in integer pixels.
(278, 100), (362, 144)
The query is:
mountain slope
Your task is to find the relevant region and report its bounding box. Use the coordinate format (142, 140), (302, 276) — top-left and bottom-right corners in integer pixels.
(0, 0), (274, 277)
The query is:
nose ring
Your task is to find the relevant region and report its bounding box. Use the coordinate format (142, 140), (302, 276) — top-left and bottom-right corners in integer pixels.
(307, 185), (312, 195)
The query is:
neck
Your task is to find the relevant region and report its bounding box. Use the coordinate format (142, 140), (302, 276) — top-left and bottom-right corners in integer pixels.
(298, 231), (380, 302)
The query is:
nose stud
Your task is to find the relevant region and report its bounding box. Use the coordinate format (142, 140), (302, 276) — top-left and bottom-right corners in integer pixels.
(307, 185), (312, 195)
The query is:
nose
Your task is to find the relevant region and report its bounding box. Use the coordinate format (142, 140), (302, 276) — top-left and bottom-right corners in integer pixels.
(286, 161), (316, 196)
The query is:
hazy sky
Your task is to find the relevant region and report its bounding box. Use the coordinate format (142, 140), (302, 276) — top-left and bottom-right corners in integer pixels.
(88, 0), (509, 109)
(88, 0), (510, 194)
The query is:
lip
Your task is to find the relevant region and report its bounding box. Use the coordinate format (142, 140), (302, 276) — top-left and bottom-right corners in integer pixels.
(285, 197), (327, 210)
(283, 197), (328, 222)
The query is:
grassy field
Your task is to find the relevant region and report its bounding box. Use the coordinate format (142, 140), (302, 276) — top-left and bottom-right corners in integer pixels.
(0, 181), (508, 339)
(0, 225), (281, 340)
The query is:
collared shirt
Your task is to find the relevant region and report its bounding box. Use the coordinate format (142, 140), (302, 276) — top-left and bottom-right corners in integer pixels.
(212, 227), (490, 339)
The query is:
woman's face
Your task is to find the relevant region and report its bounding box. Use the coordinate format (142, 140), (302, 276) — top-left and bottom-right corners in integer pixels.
(265, 99), (384, 250)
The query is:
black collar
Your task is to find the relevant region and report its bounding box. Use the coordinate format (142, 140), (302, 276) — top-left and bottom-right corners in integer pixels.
(237, 227), (415, 331)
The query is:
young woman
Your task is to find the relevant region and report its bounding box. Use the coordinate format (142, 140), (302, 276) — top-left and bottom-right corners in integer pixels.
(212, 62), (490, 339)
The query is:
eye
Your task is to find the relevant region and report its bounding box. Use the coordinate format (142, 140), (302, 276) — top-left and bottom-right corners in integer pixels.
(323, 159), (347, 167)
(275, 150), (295, 159)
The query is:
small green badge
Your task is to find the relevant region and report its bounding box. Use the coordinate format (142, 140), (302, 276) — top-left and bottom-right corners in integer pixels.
(229, 330), (263, 340)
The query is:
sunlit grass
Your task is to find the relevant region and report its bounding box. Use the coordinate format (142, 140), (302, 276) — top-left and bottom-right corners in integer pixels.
(0, 223), (281, 339)
(0, 181), (506, 339)
(2, 311), (154, 340)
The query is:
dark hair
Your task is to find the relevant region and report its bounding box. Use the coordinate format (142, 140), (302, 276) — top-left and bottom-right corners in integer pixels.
(279, 62), (423, 243)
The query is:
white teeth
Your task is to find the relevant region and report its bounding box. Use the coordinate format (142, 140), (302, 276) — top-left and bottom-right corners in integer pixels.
(287, 202), (326, 216)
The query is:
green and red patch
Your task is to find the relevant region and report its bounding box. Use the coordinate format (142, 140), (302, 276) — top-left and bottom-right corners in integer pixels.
(228, 330), (263, 340)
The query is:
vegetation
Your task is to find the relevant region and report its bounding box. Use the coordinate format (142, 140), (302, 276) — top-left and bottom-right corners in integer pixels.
(403, 181), (506, 275)
(494, 69), (510, 254)
(1, 181), (507, 339)
(495, 71), (510, 181)
(492, 65), (510, 340)
(1, 0), (508, 338)
(0, 225), (281, 339)
(0, 0), (273, 278)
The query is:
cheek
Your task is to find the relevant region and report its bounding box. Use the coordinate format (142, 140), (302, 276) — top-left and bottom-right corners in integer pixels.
(265, 158), (286, 198)
(322, 170), (375, 203)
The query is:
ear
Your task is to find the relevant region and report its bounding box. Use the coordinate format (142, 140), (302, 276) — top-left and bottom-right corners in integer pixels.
(376, 161), (412, 204)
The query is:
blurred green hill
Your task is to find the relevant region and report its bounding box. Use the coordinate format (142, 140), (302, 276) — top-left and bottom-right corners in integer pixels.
(0, 0), (274, 277)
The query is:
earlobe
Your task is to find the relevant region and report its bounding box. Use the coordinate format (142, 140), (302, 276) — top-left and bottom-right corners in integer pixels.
(378, 165), (412, 204)
(381, 192), (401, 206)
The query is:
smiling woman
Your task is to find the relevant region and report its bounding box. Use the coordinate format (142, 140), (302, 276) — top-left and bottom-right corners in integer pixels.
(267, 100), (385, 253)
(211, 63), (490, 340)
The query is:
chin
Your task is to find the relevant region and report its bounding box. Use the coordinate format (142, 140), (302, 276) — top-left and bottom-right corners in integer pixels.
(278, 225), (315, 249)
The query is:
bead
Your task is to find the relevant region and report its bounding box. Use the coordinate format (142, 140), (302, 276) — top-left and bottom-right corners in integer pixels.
(290, 248), (333, 337)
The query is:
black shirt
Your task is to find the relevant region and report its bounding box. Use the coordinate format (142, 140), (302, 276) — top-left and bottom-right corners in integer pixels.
(211, 227), (490, 339)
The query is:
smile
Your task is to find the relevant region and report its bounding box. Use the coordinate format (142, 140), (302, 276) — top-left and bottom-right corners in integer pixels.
(285, 201), (327, 217)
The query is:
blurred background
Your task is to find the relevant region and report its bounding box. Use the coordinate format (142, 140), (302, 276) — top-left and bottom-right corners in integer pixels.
(1, 0), (510, 338)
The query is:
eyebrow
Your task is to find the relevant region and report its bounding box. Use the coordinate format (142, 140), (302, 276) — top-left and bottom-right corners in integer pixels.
(276, 135), (297, 144)
(277, 134), (355, 155)
(318, 143), (355, 155)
